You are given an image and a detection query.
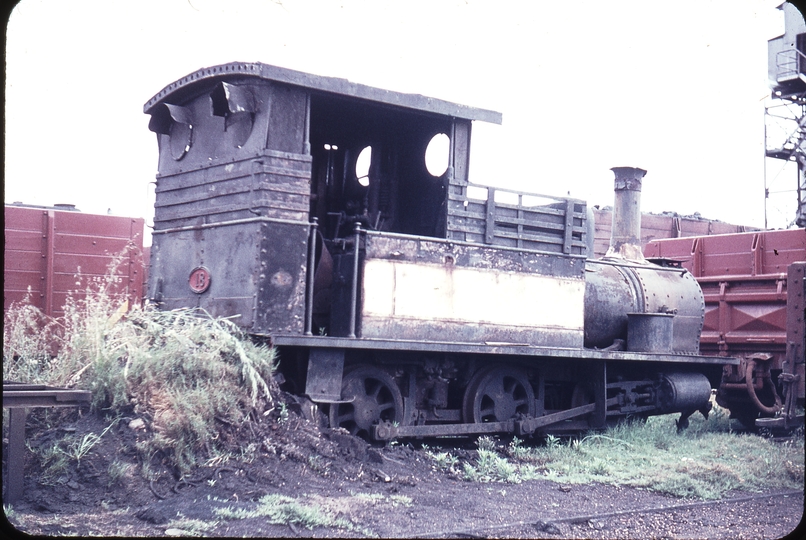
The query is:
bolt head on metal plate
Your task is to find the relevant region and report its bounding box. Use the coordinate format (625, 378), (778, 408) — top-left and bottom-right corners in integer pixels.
(189, 266), (211, 293)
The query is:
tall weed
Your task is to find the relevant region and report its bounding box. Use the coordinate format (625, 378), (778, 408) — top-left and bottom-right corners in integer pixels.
(3, 291), (58, 383)
(3, 257), (277, 474)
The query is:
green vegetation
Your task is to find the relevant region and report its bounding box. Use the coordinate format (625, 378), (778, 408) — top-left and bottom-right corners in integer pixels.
(215, 494), (355, 531)
(28, 416), (121, 485)
(3, 260), (277, 475)
(28, 440), (70, 486)
(106, 458), (131, 488)
(426, 410), (804, 499)
(214, 491), (409, 535)
(3, 504), (17, 521)
(389, 494), (414, 507)
(165, 515), (221, 536)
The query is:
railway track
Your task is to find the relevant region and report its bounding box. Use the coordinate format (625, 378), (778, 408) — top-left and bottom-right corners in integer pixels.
(412, 489), (804, 539)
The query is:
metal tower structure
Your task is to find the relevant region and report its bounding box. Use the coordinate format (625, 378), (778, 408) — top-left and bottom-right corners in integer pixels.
(765, 2), (806, 228)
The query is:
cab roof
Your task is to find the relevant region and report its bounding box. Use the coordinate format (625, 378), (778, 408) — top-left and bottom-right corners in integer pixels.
(144, 61), (502, 125)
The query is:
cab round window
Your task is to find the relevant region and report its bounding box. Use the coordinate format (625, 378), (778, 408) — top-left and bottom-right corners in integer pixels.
(425, 133), (449, 177)
(356, 145), (372, 187)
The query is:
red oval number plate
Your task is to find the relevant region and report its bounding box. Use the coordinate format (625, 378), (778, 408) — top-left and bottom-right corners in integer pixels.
(189, 266), (211, 293)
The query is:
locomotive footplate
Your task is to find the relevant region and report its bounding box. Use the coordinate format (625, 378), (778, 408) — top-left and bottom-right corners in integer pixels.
(270, 335), (740, 366)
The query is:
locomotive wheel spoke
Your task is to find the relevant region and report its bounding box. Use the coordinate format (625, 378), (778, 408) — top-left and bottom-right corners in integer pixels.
(463, 366), (535, 423)
(328, 365), (404, 439)
(334, 407), (356, 425)
(368, 381), (383, 401)
(479, 406), (496, 418)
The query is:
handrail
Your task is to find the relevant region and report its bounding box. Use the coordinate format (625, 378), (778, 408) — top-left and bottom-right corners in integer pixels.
(776, 49), (806, 80)
(463, 181), (585, 205)
(304, 218), (319, 336)
(348, 223), (362, 338)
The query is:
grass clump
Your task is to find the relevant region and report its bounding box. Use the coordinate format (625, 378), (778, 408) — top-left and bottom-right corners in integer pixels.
(215, 491), (411, 535)
(425, 450), (460, 474)
(2, 292), (60, 383)
(106, 459), (132, 488)
(29, 441), (70, 485)
(548, 414), (804, 498)
(424, 409), (804, 500)
(165, 515), (221, 535)
(3, 258), (277, 475)
(463, 444), (522, 483)
(215, 494), (354, 532)
(30, 417), (121, 483)
(119, 307), (276, 473)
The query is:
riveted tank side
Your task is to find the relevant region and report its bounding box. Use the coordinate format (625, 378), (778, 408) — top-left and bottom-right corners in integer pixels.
(145, 65), (311, 334)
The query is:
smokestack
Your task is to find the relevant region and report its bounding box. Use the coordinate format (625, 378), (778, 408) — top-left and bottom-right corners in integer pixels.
(605, 166), (647, 261)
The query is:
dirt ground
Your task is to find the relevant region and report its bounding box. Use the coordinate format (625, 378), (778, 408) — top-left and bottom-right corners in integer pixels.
(3, 394), (804, 539)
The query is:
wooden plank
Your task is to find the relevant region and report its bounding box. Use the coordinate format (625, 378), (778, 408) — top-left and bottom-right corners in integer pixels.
(563, 199), (574, 254)
(491, 229), (564, 246)
(155, 192), (309, 222)
(485, 189), (496, 244)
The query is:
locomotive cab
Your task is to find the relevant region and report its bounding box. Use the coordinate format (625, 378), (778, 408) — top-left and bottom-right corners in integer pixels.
(309, 92), (455, 240)
(306, 92), (474, 335)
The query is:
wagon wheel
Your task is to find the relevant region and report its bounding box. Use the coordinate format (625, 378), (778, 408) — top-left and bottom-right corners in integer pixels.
(328, 366), (404, 438)
(462, 366), (535, 423)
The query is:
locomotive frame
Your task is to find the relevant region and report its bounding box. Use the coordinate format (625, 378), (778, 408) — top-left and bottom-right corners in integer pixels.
(145, 62), (737, 440)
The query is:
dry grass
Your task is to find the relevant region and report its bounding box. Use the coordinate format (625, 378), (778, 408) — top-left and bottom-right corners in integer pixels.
(426, 407), (804, 499)
(3, 258), (277, 474)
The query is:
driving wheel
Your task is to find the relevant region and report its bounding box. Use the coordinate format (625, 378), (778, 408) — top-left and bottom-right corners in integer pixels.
(328, 365), (404, 438)
(462, 365), (535, 423)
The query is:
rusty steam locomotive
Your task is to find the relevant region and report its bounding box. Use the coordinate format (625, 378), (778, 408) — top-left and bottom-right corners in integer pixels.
(144, 62), (737, 439)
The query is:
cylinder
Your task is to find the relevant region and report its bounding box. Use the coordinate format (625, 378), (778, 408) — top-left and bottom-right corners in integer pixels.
(606, 166), (646, 261)
(657, 372), (712, 413)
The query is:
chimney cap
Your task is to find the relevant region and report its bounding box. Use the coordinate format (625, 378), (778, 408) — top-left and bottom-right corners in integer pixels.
(611, 167), (646, 191)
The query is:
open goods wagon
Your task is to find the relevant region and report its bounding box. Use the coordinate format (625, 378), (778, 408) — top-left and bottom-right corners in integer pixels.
(4, 204), (146, 321)
(645, 229), (805, 430)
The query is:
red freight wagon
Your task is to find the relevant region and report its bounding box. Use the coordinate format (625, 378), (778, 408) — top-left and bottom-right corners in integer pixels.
(645, 228), (806, 429)
(4, 204), (146, 319)
(591, 208), (756, 259)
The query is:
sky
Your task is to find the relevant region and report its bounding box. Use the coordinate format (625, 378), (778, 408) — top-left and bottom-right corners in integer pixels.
(4, 0), (799, 245)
